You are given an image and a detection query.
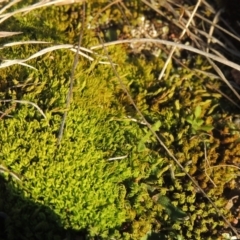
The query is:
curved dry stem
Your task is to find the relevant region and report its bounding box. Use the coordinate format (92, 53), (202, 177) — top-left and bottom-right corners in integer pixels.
(91, 39), (240, 71)
(57, 2), (86, 145)
(0, 0), (85, 24)
(91, 38), (240, 101)
(0, 44), (104, 69)
(0, 164), (21, 182)
(0, 0), (21, 15)
(206, 164), (240, 172)
(157, 0), (202, 81)
(0, 31), (22, 38)
(0, 99), (46, 119)
(203, 140), (217, 187)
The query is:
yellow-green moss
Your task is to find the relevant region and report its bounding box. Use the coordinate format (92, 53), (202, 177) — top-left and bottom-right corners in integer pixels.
(0, 1), (239, 240)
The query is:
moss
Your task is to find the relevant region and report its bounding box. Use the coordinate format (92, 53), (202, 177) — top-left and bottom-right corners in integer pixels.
(0, 1), (239, 239)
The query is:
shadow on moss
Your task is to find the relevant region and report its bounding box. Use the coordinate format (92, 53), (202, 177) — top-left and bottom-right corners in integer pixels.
(0, 175), (88, 240)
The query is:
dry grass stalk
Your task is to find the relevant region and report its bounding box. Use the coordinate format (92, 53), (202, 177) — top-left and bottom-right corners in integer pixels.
(157, 0), (202, 81)
(0, 31), (22, 38)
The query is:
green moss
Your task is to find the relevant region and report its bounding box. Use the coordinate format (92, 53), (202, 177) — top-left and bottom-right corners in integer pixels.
(0, 1), (239, 239)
